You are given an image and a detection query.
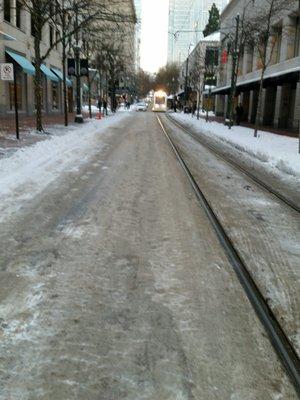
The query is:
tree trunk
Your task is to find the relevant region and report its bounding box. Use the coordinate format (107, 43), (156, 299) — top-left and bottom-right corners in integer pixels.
(87, 67), (92, 119)
(197, 88), (201, 120)
(34, 35), (43, 132)
(254, 67), (266, 138)
(62, 10), (68, 127)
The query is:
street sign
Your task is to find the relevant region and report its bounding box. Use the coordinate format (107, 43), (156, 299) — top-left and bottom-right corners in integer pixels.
(0, 63), (14, 81)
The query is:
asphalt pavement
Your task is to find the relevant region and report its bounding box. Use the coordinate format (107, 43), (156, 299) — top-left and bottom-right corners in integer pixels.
(0, 112), (297, 399)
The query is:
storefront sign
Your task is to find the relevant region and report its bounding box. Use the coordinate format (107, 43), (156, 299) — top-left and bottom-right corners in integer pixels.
(0, 63), (14, 81)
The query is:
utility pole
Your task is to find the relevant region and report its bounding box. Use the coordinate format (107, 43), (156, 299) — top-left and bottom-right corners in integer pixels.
(61, 0), (68, 126)
(74, 4), (83, 123)
(227, 14), (240, 129)
(184, 57), (189, 107)
(184, 43), (193, 109)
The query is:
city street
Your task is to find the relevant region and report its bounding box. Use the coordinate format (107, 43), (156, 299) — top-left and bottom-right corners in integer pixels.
(0, 112), (298, 399)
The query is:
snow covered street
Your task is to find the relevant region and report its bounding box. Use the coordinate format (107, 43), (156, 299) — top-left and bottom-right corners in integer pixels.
(0, 112), (299, 399)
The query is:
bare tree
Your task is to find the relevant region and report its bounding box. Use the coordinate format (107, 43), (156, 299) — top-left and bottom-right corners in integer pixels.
(155, 63), (180, 94)
(16, 0), (136, 131)
(221, 0), (254, 128)
(189, 46), (206, 119)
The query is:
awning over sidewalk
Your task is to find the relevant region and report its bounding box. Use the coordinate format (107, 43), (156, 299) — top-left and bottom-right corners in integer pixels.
(5, 50), (35, 75)
(1, 31), (16, 41)
(51, 68), (72, 87)
(212, 65), (300, 95)
(40, 64), (59, 82)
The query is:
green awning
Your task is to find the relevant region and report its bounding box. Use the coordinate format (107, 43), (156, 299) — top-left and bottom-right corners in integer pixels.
(5, 50), (35, 75)
(40, 64), (59, 82)
(51, 68), (72, 87)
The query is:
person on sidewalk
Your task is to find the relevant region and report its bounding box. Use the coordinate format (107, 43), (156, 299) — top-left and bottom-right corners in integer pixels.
(97, 98), (102, 113)
(235, 103), (244, 125)
(103, 99), (108, 115)
(192, 101), (197, 117)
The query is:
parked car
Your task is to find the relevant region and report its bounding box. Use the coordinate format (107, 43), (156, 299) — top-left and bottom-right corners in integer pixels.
(136, 102), (147, 112)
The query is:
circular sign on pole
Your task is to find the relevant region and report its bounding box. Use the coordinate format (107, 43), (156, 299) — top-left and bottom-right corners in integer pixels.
(0, 63), (14, 81)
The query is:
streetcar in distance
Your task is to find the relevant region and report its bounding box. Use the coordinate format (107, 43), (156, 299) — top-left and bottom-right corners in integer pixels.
(152, 90), (167, 112)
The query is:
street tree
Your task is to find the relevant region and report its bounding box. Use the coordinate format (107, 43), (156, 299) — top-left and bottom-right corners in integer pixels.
(188, 46), (206, 119)
(14, 0), (136, 132)
(17, 0), (100, 132)
(203, 3), (220, 37)
(136, 70), (153, 98)
(155, 63), (180, 95)
(221, 0), (255, 128)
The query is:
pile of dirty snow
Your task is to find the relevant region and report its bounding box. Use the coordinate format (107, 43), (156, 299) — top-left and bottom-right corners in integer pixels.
(172, 113), (300, 178)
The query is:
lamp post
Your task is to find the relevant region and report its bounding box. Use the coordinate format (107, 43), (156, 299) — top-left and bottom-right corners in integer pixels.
(74, 6), (83, 123)
(227, 14), (240, 129)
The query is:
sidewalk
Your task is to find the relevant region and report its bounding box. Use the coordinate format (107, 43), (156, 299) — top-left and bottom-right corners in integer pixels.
(172, 112), (300, 179)
(0, 111), (101, 156)
(190, 112), (298, 138)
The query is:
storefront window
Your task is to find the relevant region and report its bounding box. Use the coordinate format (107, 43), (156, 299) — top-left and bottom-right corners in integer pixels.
(52, 83), (59, 109)
(4, 0), (11, 22)
(294, 17), (300, 58)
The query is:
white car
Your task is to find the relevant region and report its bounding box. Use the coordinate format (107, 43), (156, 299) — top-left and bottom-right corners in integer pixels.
(136, 102), (147, 112)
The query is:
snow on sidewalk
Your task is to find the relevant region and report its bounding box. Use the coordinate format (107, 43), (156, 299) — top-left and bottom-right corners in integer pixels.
(172, 113), (300, 178)
(0, 112), (131, 223)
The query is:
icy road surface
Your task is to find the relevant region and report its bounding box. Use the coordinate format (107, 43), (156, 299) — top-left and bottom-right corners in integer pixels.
(0, 112), (297, 399)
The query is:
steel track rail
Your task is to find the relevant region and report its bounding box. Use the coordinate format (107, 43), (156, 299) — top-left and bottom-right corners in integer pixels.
(165, 114), (300, 214)
(157, 116), (300, 396)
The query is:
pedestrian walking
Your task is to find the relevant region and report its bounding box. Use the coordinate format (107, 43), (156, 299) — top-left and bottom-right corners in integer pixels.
(235, 103), (244, 125)
(103, 99), (108, 115)
(97, 97), (102, 113)
(192, 101), (197, 117)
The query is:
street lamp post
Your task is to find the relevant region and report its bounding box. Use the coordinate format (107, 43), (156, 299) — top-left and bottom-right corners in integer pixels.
(74, 6), (83, 123)
(227, 14), (240, 129)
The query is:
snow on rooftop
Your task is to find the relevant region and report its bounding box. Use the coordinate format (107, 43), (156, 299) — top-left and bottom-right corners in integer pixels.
(201, 31), (220, 42)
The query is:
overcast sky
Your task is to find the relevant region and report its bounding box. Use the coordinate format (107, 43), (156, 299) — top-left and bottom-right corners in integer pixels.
(140, 0), (169, 73)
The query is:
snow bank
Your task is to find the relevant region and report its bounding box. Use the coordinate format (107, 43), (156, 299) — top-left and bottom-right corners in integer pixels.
(0, 112), (130, 222)
(172, 113), (300, 177)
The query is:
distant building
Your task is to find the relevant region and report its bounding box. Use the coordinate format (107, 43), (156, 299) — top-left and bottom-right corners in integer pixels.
(134, 0), (141, 72)
(213, 0), (300, 132)
(178, 31), (220, 107)
(0, 0), (67, 116)
(0, 0), (137, 117)
(168, 0), (228, 64)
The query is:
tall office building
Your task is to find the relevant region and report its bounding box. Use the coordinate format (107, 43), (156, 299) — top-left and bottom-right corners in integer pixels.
(134, 0), (142, 71)
(168, 0), (228, 64)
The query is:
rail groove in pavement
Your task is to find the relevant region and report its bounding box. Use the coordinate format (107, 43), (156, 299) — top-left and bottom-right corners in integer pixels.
(164, 114), (300, 214)
(157, 116), (300, 396)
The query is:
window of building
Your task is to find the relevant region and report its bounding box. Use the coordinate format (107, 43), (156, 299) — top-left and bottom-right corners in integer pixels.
(52, 82), (59, 109)
(247, 45), (254, 73)
(4, 0), (11, 22)
(56, 30), (60, 49)
(275, 26), (282, 63)
(31, 14), (36, 37)
(49, 25), (54, 46)
(294, 17), (300, 58)
(16, 1), (22, 28)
